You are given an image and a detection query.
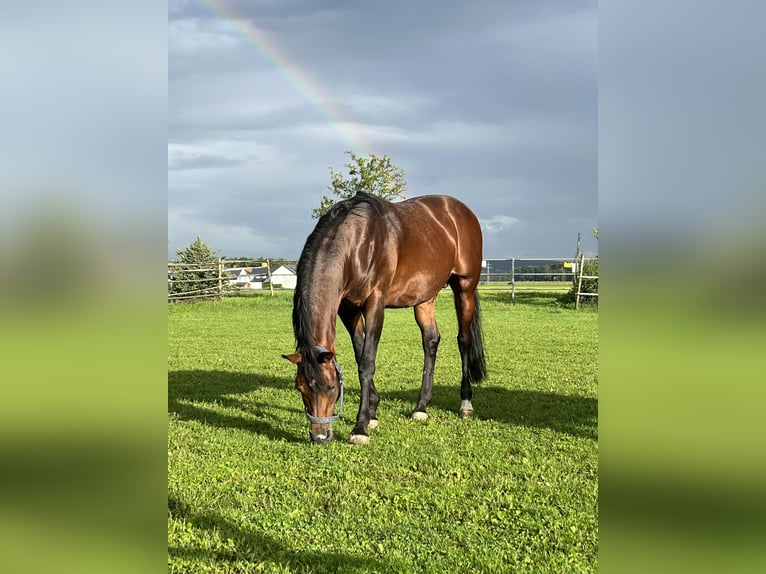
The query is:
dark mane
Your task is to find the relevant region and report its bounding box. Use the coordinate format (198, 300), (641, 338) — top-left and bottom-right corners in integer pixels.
(292, 193), (388, 383)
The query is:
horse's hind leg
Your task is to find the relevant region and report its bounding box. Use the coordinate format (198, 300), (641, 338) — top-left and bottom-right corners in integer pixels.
(450, 278), (485, 419)
(412, 299), (440, 421)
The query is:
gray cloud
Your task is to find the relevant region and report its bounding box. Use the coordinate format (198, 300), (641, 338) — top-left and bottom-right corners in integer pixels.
(482, 215), (522, 234)
(168, 150), (258, 171)
(168, 0), (598, 259)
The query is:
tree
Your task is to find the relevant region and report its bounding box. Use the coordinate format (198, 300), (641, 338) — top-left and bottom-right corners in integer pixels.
(169, 236), (220, 298)
(174, 236), (219, 266)
(312, 151), (407, 219)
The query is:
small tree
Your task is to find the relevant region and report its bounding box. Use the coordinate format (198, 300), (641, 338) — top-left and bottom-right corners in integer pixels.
(312, 151), (407, 219)
(169, 236), (220, 298)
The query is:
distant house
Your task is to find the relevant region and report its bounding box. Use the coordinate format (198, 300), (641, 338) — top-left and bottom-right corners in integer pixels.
(226, 267), (269, 290)
(271, 265), (297, 289)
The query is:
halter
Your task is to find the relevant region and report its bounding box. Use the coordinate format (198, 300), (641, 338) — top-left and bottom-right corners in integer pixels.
(304, 345), (345, 424)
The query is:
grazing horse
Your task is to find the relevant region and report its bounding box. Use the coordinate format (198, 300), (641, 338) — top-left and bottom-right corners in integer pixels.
(282, 193), (486, 445)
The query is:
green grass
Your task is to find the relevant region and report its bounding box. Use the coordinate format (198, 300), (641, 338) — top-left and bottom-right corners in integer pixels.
(480, 280), (572, 292)
(169, 290), (598, 573)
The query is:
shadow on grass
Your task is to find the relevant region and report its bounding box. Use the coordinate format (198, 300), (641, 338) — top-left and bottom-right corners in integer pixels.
(385, 385), (597, 440)
(169, 371), (596, 442)
(168, 497), (394, 574)
(168, 370), (304, 443)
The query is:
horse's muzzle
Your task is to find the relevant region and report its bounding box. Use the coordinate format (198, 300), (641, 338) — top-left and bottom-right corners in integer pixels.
(309, 427), (334, 445)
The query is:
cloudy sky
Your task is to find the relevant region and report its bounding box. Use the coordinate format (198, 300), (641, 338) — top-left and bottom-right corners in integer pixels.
(169, 0), (597, 261)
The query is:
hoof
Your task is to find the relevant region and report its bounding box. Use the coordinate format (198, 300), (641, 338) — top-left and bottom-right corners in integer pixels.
(367, 419), (379, 430)
(459, 400), (474, 419)
(348, 434), (370, 445)
(411, 411), (429, 422)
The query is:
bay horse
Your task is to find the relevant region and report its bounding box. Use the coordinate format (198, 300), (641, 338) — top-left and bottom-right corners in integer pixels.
(282, 193), (486, 445)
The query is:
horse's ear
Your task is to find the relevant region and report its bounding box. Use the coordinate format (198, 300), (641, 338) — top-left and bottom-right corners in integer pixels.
(316, 351), (334, 364)
(282, 353), (302, 365)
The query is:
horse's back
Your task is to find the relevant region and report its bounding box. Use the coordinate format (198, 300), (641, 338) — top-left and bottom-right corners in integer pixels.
(380, 195), (482, 306)
(394, 195), (482, 270)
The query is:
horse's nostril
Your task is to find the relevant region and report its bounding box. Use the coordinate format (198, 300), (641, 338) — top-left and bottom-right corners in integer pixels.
(310, 430), (334, 445)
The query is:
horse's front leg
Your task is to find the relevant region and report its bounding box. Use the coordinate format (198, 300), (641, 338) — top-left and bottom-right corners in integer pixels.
(349, 300), (385, 445)
(339, 302), (379, 430)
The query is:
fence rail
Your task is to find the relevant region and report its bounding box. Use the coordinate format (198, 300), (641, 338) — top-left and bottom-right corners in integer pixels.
(480, 257), (598, 304)
(167, 258), (275, 302)
(168, 256), (598, 304)
(574, 253), (599, 309)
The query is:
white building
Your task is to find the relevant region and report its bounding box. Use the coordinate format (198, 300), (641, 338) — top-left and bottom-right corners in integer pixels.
(271, 265), (297, 289)
(226, 267), (269, 290)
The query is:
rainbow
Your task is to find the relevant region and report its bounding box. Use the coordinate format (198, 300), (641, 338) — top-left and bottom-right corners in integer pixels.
(192, 0), (371, 154)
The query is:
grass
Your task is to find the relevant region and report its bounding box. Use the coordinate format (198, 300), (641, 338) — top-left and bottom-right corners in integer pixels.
(168, 289), (598, 573)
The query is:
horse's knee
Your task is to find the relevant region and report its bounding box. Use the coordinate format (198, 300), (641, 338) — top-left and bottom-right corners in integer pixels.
(424, 330), (440, 355)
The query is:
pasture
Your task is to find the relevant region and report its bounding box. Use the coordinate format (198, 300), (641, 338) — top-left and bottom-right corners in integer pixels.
(168, 290), (598, 573)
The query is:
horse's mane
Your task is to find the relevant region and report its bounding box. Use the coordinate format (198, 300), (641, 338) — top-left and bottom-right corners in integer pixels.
(292, 193), (388, 384)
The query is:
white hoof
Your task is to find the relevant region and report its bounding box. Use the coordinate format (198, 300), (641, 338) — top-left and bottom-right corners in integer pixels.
(348, 434), (370, 445)
(411, 411), (429, 422)
(367, 419), (379, 430)
(459, 400), (474, 419)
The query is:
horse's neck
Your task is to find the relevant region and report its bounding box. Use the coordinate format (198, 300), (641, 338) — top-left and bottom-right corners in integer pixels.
(305, 275), (342, 352)
(302, 227), (356, 352)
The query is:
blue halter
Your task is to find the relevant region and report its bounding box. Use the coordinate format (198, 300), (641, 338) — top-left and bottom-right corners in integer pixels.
(304, 345), (344, 424)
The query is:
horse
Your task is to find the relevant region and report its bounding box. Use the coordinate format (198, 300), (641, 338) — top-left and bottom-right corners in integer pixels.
(282, 192), (487, 445)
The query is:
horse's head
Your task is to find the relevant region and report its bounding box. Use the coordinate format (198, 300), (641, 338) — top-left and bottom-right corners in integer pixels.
(282, 347), (344, 445)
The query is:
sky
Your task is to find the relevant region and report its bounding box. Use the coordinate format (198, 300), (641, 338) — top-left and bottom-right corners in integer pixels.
(168, 0), (597, 261)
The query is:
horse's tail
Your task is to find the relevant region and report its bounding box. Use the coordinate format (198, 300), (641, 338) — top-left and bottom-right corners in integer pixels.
(467, 291), (487, 383)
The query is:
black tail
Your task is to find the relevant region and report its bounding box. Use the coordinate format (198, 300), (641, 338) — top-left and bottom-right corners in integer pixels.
(467, 291), (487, 383)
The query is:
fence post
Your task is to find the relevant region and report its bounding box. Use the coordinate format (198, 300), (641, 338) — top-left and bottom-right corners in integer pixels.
(511, 258), (515, 303)
(575, 253), (585, 309)
(218, 258), (223, 300)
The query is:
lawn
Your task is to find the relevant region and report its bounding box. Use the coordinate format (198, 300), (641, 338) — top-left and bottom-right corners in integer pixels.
(168, 289), (598, 573)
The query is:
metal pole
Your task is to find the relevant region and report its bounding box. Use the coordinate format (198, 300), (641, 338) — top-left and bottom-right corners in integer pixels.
(511, 258), (515, 303)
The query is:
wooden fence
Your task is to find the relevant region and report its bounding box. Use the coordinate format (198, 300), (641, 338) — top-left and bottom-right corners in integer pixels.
(574, 253), (599, 309)
(168, 256), (598, 305)
(167, 259), (276, 302)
